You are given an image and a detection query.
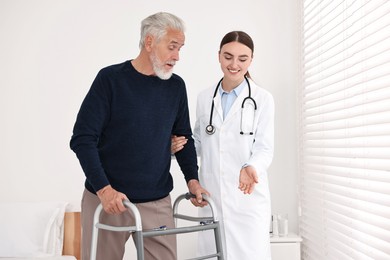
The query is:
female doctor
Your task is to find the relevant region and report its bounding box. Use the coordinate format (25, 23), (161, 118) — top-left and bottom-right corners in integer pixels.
(173, 31), (274, 260)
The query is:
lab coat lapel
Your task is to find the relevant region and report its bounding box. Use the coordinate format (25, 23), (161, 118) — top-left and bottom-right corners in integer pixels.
(213, 93), (224, 123)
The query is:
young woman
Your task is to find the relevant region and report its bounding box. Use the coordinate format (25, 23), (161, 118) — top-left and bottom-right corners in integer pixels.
(173, 31), (274, 259)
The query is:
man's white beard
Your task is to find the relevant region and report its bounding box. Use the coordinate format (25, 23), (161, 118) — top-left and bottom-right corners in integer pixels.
(151, 52), (173, 80)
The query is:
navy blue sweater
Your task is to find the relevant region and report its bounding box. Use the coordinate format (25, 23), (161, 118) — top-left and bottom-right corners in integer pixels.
(70, 60), (198, 202)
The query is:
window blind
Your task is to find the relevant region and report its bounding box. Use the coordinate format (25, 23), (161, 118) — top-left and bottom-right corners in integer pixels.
(299, 0), (390, 259)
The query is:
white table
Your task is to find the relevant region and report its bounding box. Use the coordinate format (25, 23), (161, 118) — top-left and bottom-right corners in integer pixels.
(270, 232), (302, 260)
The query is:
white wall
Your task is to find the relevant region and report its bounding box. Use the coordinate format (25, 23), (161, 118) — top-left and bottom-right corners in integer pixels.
(0, 0), (299, 258)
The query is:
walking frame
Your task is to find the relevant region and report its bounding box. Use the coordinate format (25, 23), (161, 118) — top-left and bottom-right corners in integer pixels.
(90, 193), (225, 260)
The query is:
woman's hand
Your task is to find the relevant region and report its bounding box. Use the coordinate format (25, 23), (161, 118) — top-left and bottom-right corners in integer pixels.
(171, 135), (187, 154)
(239, 166), (259, 194)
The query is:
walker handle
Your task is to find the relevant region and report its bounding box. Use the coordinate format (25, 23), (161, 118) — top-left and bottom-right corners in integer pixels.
(173, 192), (219, 222)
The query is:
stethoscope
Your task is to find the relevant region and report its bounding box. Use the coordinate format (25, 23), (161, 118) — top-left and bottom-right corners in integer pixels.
(205, 76), (257, 135)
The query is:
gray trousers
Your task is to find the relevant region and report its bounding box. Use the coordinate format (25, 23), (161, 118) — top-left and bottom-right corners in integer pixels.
(81, 189), (177, 260)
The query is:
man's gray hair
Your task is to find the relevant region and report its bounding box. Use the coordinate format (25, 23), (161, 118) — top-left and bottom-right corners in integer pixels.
(139, 12), (185, 49)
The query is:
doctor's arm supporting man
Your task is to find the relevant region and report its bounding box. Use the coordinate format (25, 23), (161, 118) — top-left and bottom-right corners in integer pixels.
(70, 12), (208, 260)
(172, 31), (275, 260)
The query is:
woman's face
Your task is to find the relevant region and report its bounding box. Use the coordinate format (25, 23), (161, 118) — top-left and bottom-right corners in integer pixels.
(219, 41), (252, 82)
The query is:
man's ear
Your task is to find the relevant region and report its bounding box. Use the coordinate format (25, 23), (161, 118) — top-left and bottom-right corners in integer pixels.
(145, 35), (153, 52)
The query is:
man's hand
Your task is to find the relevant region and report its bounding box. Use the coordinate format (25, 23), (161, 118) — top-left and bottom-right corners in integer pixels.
(171, 135), (187, 154)
(96, 185), (129, 214)
(239, 166), (259, 194)
(187, 179), (209, 207)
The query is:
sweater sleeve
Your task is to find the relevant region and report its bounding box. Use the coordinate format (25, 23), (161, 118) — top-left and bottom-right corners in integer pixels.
(69, 70), (111, 192)
(172, 84), (199, 183)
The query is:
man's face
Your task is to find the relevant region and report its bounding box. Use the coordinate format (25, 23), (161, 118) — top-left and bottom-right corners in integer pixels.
(150, 29), (185, 80)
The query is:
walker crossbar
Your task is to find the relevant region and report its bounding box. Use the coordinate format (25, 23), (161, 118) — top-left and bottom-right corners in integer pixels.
(142, 222), (220, 237)
(173, 214), (214, 223)
(90, 192), (224, 260)
(95, 223), (138, 232)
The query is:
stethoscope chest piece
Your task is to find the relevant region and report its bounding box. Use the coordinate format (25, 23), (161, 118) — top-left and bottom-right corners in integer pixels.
(205, 124), (216, 135)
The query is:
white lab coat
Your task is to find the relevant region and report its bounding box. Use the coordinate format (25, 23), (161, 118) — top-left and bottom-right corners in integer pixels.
(194, 78), (274, 260)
